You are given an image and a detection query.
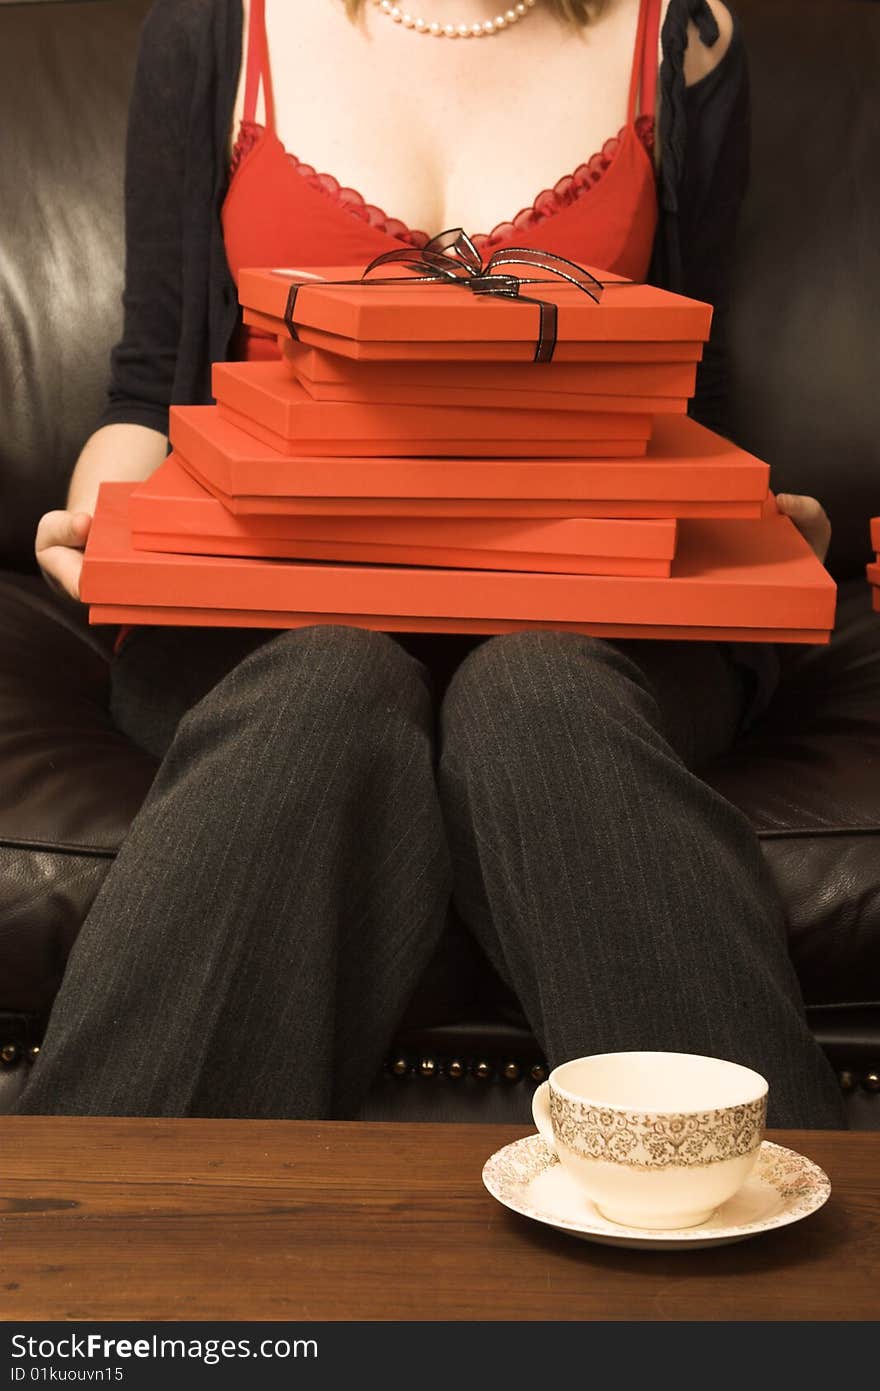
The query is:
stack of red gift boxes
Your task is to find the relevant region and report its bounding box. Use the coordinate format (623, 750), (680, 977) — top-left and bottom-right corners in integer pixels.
(81, 257), (837, 644)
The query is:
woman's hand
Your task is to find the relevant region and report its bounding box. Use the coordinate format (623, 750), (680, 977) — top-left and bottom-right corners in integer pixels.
(35, 510), (92, 602)
(775, 494), (832, 563)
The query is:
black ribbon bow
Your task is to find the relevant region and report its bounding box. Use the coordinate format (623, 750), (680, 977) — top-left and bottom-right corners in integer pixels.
(283, 227), (611, 363)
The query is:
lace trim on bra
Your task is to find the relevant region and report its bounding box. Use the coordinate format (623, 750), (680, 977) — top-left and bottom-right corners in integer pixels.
(229, 114), (655, 252)
(473, 115), (655, 253)
(229, 119), (264, 178)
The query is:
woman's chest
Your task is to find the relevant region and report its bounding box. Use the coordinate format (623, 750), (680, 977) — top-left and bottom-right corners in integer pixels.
(233, 0), (646, 237)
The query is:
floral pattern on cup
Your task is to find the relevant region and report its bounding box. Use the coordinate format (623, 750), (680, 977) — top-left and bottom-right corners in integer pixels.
(549, 1090), (767, 1169)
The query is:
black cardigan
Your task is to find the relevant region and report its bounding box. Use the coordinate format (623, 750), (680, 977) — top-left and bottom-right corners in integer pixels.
(98, 0), (750, 439)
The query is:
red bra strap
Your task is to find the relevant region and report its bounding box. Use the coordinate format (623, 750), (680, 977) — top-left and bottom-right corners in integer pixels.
(640, 0), (663, 119)
(627, 0), (662, 123)
(242, 0), (276, 131)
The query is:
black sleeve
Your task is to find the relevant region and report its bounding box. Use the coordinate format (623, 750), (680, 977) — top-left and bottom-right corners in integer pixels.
(95, 1), (199, 436)
(654, 2), (750, 438)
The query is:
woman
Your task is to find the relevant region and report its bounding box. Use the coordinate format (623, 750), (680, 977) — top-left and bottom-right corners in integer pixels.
(19, 0), (845, 1127)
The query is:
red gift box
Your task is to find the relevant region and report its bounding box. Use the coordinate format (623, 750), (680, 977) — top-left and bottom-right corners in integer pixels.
(279, 338), (698, 401)
(287, 380), (687, 416)
(238, 264), (713, 361)
(168, 408), (769, 518)
(217, 405), (644, 459)
(91, 605), (831, 643)
(83, 483), (834, 640)
(243, 305), (707, 363)
(211, 361), (653, 457)
(283, 360), (688, 416)
(130, 454), (678, 577)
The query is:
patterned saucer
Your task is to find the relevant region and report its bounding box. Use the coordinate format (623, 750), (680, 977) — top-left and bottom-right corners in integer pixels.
(482, 1135), (831, 1250)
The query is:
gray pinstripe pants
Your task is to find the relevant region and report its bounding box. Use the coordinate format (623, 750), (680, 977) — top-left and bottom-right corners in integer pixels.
(16, 624), (846, 1127)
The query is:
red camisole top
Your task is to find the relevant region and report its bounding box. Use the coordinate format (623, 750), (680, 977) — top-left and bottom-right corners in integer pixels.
(222, 0), (662, 363)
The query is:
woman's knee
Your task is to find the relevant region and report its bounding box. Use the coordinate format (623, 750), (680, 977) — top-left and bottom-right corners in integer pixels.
(176, 624), (432, 748)
(441, 631), (653, 758)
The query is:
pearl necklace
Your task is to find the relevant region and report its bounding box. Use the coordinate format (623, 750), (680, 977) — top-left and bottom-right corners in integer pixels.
(371, 0), (538, 39)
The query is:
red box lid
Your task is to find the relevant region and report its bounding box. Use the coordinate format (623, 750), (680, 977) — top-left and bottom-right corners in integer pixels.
(168, 407), (769, 505)
(280, 338), (699, 398)
(239, 264), (713, 346)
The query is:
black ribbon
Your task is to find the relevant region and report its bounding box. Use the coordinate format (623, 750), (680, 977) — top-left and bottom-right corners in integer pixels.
(283, 227), (615, 364)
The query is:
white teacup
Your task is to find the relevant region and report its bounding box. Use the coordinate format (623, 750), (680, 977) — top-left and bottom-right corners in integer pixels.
(532, 1051), (768, 1230)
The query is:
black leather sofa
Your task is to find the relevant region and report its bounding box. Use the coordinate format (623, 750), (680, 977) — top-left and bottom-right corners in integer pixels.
(1, 0), (878, 1126)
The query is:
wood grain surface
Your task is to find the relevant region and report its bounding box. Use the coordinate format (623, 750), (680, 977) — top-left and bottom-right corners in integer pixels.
(0, 1119), (876, 1321)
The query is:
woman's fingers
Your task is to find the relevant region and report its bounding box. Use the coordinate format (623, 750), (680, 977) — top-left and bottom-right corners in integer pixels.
(39, 544), (86, 601)
(35, 510), (92, 601)
(775, 493), (832, 563)
(35, 509), (91, 553)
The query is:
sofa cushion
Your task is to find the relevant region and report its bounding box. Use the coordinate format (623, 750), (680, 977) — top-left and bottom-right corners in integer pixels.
(706, 580), (880, 1003)
(0, 573), (155, 1016)
(0, 0), (152, 573)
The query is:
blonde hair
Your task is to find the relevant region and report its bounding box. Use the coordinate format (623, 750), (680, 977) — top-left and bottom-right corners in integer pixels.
(343, 1), (600, 25)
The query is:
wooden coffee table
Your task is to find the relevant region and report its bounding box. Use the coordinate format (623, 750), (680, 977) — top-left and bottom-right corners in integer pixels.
(1, 1118), (877, 1321)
